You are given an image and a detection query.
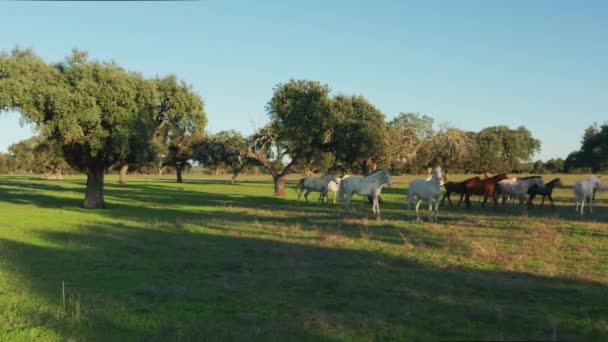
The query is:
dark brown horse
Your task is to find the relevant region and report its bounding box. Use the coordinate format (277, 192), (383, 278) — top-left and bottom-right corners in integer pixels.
(441, 176), (481, 206)
(462, 173), (509, 207)
(528, 178), (561, 209)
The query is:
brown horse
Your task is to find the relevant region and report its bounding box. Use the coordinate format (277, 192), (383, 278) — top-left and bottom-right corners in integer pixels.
(528, 178), (561, 209)
(441, 176), (481, 206)
(462, 173), (508, 207)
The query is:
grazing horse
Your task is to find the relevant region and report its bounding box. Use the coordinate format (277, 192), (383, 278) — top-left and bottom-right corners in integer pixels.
(296, 172), (339, 203)
(462, 173), (508, 208)
(441, 176), (480, 206)
(497, 177), (544, 213)
(574, 176), (603, 215)
(406, 166), (445, 220)
(528, 178), (561, 209)
(324, 175), (350, 203)
(339, 169), (392, 214)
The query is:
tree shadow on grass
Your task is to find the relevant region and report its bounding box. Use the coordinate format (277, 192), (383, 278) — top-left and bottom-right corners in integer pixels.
(1, 222), (607, 341)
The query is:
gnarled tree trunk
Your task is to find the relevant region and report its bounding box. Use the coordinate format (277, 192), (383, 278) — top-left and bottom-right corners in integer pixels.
(230, 170), (240, 185)
(83, 167), (105, 209)
(176, 165), (183, 183)
(158, 165), (166, 176)
(273, 175), (286, 196)
(118, 164), (128, 184)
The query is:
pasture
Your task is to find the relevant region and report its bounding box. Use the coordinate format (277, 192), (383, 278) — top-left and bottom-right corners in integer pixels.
(0, 173), (607, 341)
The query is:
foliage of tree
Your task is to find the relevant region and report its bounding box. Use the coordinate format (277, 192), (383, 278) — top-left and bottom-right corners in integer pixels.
(151, 75), (207, 183)
(475, 125), (541, 172)
(0, 48), (160, 208)
(331, 95), (389, 174)
(414, 127), (478, 172)
(0, 153), (14, 173)
(8, 136), (73, 177)
(195, 130), (249, 183)
(245, 80), (333, 195)
(564, 123), (608, 173)
(8, 137), (36, 173)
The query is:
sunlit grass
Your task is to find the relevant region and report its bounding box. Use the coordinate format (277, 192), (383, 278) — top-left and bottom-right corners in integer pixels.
(0, 173), (607, 341)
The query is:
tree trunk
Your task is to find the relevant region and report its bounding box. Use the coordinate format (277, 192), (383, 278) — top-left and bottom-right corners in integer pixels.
(230, 170), (240, 185)
(158, 165), (166, 176)
(83, 167), (105, 209)
(176, 165), (183, 183)
(273, 175), (286, 196)
(360, 157), (377, 175)
(118, 164), (128, 184)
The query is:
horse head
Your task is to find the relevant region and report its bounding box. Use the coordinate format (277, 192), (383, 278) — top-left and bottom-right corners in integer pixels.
(373, 169), (392, 187)
(431, 166), (443, 185)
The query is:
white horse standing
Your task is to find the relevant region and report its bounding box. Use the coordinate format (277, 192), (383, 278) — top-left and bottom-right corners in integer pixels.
(407, 166), (445, 221)
(296, 172), (339, 203)
(574, 175), (603, 215)
(497, 177), (544, 212)
(323, 175), (350, 203)
(339, 170), (392, 214)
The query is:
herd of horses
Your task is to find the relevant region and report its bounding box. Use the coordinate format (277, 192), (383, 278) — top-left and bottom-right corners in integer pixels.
(296, 167), (604, 219)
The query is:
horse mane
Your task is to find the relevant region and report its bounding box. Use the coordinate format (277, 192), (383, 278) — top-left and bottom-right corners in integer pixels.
(367, 169), (388, 177)
(488, 173), (507, 180)
(517, 175), (542, 180)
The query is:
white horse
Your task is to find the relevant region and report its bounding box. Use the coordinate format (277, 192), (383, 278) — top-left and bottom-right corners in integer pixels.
(323, 175), (350, 203)
(574, 175), (603, 215)
(497, 177), (544, 212)
(499, 176), (542, 204)
(339, 169), (392, 214)
(407, 166), (445, 220)
(296, 172), (340, 203)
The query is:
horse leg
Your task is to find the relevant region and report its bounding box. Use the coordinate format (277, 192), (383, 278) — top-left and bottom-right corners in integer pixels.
(441, 192), (448, 206)
(321, 189), (328, 203)
(580, 199), (585, 215)
(456, 193), (465, 207)
(374, 195), (380, 215)
(344, 193), (353, 212)
(520, 195), (527, 216)
(297, 189), (304, 203)
(528, 193), (535, 207)
(589, 197), (593, 214)
(548, 195), (555, 210)
(415, 199), (422, 221)
(304, 190), (311, 202)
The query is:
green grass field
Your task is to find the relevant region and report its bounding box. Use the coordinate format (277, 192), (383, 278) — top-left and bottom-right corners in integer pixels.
(1, 173), (607, 341)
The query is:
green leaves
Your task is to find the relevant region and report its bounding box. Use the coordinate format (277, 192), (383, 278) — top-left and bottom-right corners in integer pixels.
(566, 123), (608, 172)
(0, 48), (161, 171)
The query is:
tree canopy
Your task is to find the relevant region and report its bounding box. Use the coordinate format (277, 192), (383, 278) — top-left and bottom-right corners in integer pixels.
(565, 123), (608, 172)
(0, 48), (205, 207)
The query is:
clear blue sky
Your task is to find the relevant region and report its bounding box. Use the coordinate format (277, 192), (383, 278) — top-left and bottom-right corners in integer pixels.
(1, 0), (607, 160)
